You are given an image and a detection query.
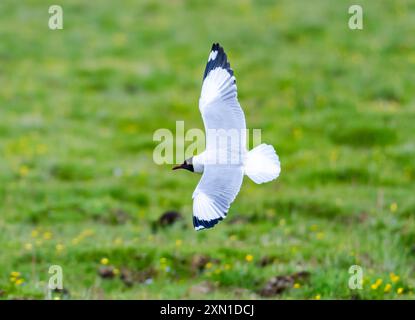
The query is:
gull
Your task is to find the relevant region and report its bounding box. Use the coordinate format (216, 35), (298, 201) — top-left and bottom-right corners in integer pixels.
(173, 43), (281, 230)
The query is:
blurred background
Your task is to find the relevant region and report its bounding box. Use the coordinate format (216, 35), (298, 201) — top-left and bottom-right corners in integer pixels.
(0, 0), (414, 299)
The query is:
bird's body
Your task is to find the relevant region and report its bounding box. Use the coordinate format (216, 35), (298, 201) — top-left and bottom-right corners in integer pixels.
(173, 43), (281, 230)
(190, 150), (243, 174)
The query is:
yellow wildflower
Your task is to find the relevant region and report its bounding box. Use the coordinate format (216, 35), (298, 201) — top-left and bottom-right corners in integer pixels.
(56, 244), (64, 252)
(397, 287), (404, 295)
(389, 272), (400, 283)
(43, 231), (53, 240)
(315, 294), (321, 300)
(245, 254), (254, 262)
(10, 271), (20, 278)
(384, 283), (392, 293)
(160, 257), (167, 264)
(224, 264), (231, 270)
(15, 278), (24, 286)
(31, 230), (39, 238)
(175, 239), (182, 247)
(100, 257), (109, 265)
(205, 262), (213, 269)
(113, 268), (120, 276)
(24, 243), (33, 251)
(316, 232), (325, 240)
(293, 283), (301, 289)
(371, 278), (383, 290)
(390, 202), (398, 213)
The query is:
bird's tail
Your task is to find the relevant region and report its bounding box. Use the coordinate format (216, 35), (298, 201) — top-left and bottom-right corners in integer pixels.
(244, 144), (281, 184)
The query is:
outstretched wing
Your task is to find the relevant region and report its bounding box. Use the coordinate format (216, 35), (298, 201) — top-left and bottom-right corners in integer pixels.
(192, 43), (246, 230)
(193, 165), (243, 230)
(199, 43), (246, 145)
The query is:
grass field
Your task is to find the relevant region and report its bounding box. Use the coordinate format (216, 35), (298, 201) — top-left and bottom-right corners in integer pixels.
(1, 0), (415, 299)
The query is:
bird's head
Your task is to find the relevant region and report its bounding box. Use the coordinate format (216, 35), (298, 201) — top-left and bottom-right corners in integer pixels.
(172, 157), (194, 172)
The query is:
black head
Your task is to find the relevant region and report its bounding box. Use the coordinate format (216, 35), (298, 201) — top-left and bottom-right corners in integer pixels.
(172, 158), (194, 172)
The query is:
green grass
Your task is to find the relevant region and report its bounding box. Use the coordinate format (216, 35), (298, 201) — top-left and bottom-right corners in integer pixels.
(1, 0), (415, 299)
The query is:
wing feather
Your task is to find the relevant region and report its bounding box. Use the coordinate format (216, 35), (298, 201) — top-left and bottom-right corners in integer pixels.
(192, 43), (246, 230)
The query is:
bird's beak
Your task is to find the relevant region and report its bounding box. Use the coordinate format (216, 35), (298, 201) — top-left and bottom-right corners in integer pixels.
(172, 164), (184, 170)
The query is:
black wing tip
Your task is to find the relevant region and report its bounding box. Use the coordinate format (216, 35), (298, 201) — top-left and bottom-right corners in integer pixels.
(203, 43), (234, 80)
(211, 42), (222, 51)
(193, 215), (225, 231)
(210, 42), (225, 60)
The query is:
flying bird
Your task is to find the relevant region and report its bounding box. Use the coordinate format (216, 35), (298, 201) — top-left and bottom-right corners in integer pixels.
(173, 43), (281, 230)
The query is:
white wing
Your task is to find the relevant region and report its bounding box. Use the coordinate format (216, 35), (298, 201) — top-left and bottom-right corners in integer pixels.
(192, 43), (246, 230)
(193, 165), (243, 230)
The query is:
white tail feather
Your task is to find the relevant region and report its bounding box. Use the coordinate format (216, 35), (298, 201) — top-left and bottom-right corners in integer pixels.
(244, 144), (280, 184)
